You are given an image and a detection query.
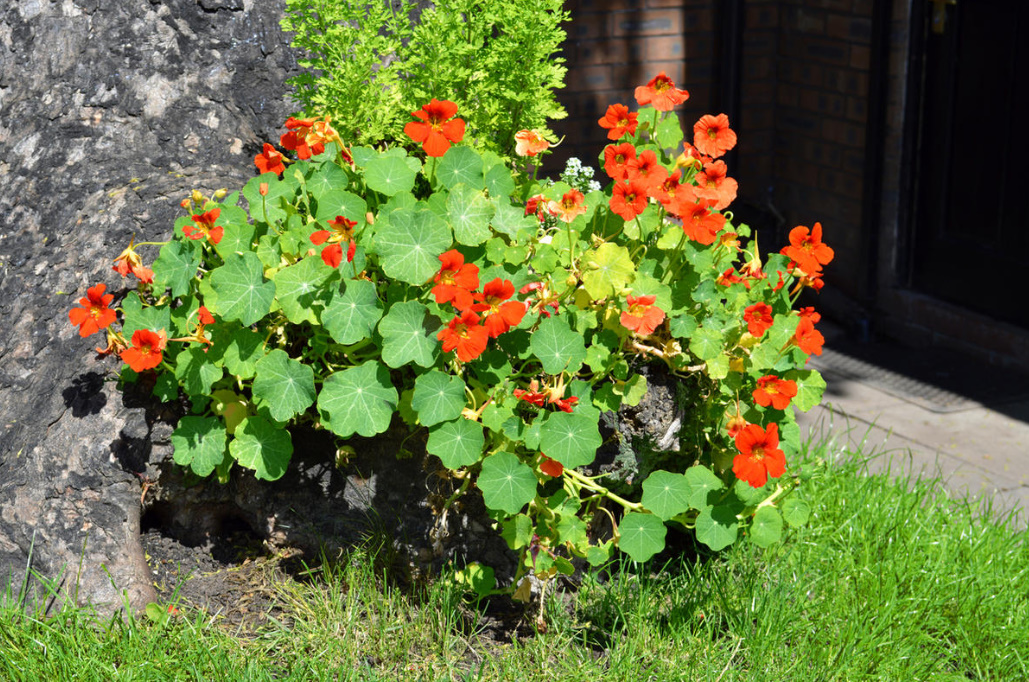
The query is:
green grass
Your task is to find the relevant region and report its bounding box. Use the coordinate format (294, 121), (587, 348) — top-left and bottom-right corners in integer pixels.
(2, 438), (1027, 681)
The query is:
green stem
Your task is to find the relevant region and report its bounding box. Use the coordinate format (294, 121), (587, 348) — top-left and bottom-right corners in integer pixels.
(563, 467), (643, 512)
(660, 230), (689, 285)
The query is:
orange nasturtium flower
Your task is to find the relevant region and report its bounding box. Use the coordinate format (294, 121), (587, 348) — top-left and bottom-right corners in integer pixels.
(437, 310), (489, 363)
(679, 199), (726, 245)
(693, 114), (738, 158)
(620, 294), (666, 337)
(310, 215), (357, 268)
(781, 222), (834, 276)
(431, 249), (479, 311)
(603, 142), (637, 180)
(254, 143), (286, 175)
(598, 103), (639, 140)
(626, 149), (668, 193)
(693, 160), (739, 210)
(183, 208), (224, 245)
(404, 99), (466, 157)
(120, 329), (167, 372)
(548, 189), (587, 223)
(68, 283), (117, 337)
(514, 129), (550, 157)
(610, 180), (649, 221)
(752, 375), (798, 410)
(280, 116), (344, 161)
(792, 317), (825, 356)
(733, 422), (786, 488)
(539, 455), (564, 478)
(472, 278), (526, 338)
(112, 238), (154, 284)
(634, 71), (690, 111)
(743, 302), (774, 337)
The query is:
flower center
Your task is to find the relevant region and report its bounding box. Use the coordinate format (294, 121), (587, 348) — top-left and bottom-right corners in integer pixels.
(751, 446), (765, 459)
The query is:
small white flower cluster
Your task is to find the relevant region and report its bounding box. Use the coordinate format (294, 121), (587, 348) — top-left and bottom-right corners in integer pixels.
(561, 157), (602, 193)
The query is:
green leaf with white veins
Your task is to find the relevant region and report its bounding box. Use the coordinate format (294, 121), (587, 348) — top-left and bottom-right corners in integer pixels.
(210, 252), (275, 326)
(272, 256), (334, 324)
(437, 146), (484, 190)
(378, 301), (440, 368)
(153, 240), (200, 298)
(317, 361), (398, 438)
(641, 470), (691, 521)
(411, 370), (466, 426)
(448, 184), (495, 246)
(478, 451), (536, 515)
(375, 207), (453, 285)
(364, 154), (417, 197)
(617, 512), (667, 562)
(229, 416), (293, 481)
(530, 315), (586, 375)
(320, 278), (383, 345)
(252, 349), (316, 423)
(539, 412), (601, 468)
(426, 418), (485, 468)
(582, 242), (636, 300)
(171, 416), (227, 478)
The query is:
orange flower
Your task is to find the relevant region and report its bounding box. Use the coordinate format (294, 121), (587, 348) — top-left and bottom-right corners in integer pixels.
(280, 116), (343, 160)
(679, 199), (725, 245)
(112, 239), (154, 284)
(310, 215), (357, 268)
(743, 302), (774, 337)
(620, 294), (666, 337)
(120, 329), (167, 372)
(603, 143), (637, 180)
(792, 317), (824, 356)
(404, 99), (466, 157)
(547, 189), (587, 223)
(170, 306), (215, 347)
(693, 114), (737, 158)
(726, 412), (748, 439)
(183, 209), (224, 245)
(539, 455), (564, 478)
(634, 71), (689, 111)
(610, 180), (649, 221)
(781, 222), (834, 276)
(798, 306), (821, 323)
(431, 250), (479, 311)
(733, 422), (786, 488)
(752, 375), (798, 410)
(254, 143), (285, 175)
(514, 380), (548, 407)
(472, 278), (526, 338)
(514, 129), (550, 157)
(693, 160), (738, 210)
(68, 283), (117, 337)
(437, 310), (489, 362)
(626, 149), (668, 193)
(598, 103), (639, 140)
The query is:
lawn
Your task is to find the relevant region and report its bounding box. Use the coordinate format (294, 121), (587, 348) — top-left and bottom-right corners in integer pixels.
(2, 436), (1027, 681)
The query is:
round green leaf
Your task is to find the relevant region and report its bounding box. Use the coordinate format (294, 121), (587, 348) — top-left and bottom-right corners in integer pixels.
(252, 349), (316, 423)
(229, 416), (293, 481)
(539, 412), (601, 468)
(320, 279), (383, 345)
(530, 315), (586, 375)
(365, 154), (417, 197)
(210, 252), (276, 326)
(782, 497), (812, 527)
(437, 146), (484, 190)
(695, 505), (739, 551)
(785, 368), (827, 412)
(448, 184), (496, 246)
(477, 451), (536, 515)
(641, 470), (692, 521)
(317, 361), (398, 438)
(244, 173), (294, 224)
(374, 207), (453, 285)
(272, 256), (334, 324)
(153, 240), (200, 298)
(213, 205), (256, 258)
(684, 465), (726, 510)
(655, 111), (683, 150)
(411, 371), (466, 427)
(617, 512), (667, 562)
(749, 506), (783, 548)
(120, 292), (171, 340)
(209, 324), (266, 380)
(491, 200), (537, 239)
(582, 242), (636, 300)
(377, 301), (440, 368)
(426, 418), (485, 469)
(171, 416), (227, 477)
(174, 346), (223, 397)
(313, 188), (367, 224)
(305, 162), (350, 198)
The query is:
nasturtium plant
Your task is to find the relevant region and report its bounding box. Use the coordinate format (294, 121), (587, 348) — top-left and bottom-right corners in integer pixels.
(72, 75), (832, 590)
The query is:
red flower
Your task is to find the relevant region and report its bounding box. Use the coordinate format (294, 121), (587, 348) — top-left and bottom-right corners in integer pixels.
(717, 268), (747, 287)
(183, 209), (224, 245)
(744, 302), (774, 337)
(539, 455), (564, 478)
(525, 194), (549, 223)
(781, 222), (834, 276)
(254, 143), (285, 175)
(437, 310), (489, 362)
(726, 413), (748, 439)
(603, 143), (637, 180)
(733, 422), (786, 488)
(598, 103), (639, 140)
(626, 149), (668, 193)
(752, 375), (798, 410)
(550, 395), (579, 413)
(620, 294), (666, 337)
(798, 306), (821, 323)
(404, 99), (465, 157)
(514, 129), (550, 157)
(120, 329), (167, 372)
(111, 239), (154, 284)
(548, 189), (587, 223)
(310, 215), (357, 268)
(280, 117), (343, 160)
(68, 283), (116, 337)
(792, 317), (824, 356)
(431, 250), (479, 311)
(610, 180), (649, 221)
(693, 114), (737, 158)
(679, 199), (725, 245)
(514, 381), (548, 407)
(634, 71), (689, 111)
(472, 278), (526, 338)
(693, 160), (738, 210)
(198, 306), (215, 325)
(649, 169), (684, 208)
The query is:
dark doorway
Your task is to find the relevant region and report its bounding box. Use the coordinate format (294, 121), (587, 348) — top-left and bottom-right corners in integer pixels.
(911, 0), (1029, 326)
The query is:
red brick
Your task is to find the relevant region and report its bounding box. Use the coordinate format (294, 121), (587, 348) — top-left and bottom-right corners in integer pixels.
(683, 7), (715, 32)
(777, 83), (800, 107)
(631, 34), (685, 63)
(845, 95), (867, 122)
(780, 61), (825, 87)
(684, 60), (715, 85)
(571, 39), (632, 66)
(799, 88), (845, 117)
(824, 68), (869, 96)
(744, 56), (775, 80)
(850, 44), (871, 69)
(613, 61), (686, 90)
(612, 9), (684, 36)
(566, 12), (612, 41)
(821, 118), (864, 147)
(746, 4), (778, 28)
(826, 14), (872, 42)
(786, 7), (826, 34)
(571, 65), (615, 91)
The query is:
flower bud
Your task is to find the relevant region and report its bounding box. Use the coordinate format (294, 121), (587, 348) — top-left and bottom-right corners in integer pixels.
(191, 189), (204, 204)
(259, 182), (269, 197)
(213, 188), (228, 200)
(365, 212), (375, 225)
